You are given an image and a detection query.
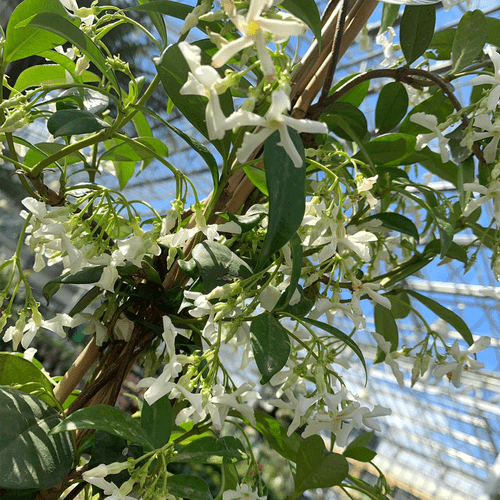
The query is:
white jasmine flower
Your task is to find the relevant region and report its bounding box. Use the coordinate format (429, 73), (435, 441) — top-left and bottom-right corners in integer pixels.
(72, 313), (108, 346)
(375, 27), (397, 67)
(434, 337), (491, 388)
(463, 178), (500, 225)
(410, 112), (450, 163)
(356, 175), (379, 209)
(178, 42), (231, 141)
(464, 114), (500, 163)
(41, 313), (74, 339)
(213, 0), (306, 81)
(59, 0), (95, 26)
(222, 484), (267, 500)
(371, 332), (404, 388)
(259, 285), (281, 311)
(470, 45), (500, 111)
(113, 314), (134, 342)
(226, 89), (328, 168)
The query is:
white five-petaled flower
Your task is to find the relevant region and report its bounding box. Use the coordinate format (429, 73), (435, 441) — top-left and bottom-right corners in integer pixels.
(213, 0), (306, 81)
(225, 89), (328, 168)
(463, 114), (500, 163)
(371, 331), (405, 388)
(470, 45), (500, 111)
(410, 112), (450, 163)
(434, 337), (491, 388)
(222, 484), (267, 500)
(178, 42), (230, 141)
(463, 178), (500, 226)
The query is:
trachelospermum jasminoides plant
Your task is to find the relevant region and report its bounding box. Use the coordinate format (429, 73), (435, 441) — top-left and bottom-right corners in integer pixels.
(0, 0), (496, 498)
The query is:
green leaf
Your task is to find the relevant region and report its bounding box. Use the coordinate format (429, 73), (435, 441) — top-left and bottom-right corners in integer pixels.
(174, 436), (248, 464)
(4, 0), (76, 62)
(389, 291), (412, 319)
(24, 12), (120, 91)
(283, 234), (303, 309)
(373, 304), (398, 364)
(333, 75), (370, 107)
(42, 266), (105, 301)
(88, 431), (143, 489)
(424, 239), (468, 264)
(243, 165), (268, 196)
(400, 5), (436, 65)
(320, 101), (368, 142)
(375, 82), (408, 134)
(136, 0), (167, 46)
(141, 394), (173, 449)
(13, 64), (99, 94)
(191, 241), (253, 294)
(294, 435), (349, 494)
(432, 206), (454, 257)
(217, 465), (239, 499)
(281, 0), (322, 52)
(250, 313), (291, 384)
(353, 133), (416, 166)
(23, 142), (84, 168)
(428, 28), (456, 60)
(406, 290), (473, 346)
(100, 137), (168, 163)
(0, 353), (55, 406)
(487, 16), (500, 47)
(256, 128), (305, 270)
(402, 147), (460, 186)
(216, 211), (266, 234)
(451, 10), (487, 74)
(300, 317), (367, 382)
(155, 43), (233, 156)
(0, 387), (73, 489)
(47, 109), (110, 137)
(253, 410), (301, 462)
(167, 475), (213, 500)
(49, 404), (154, 450)
(343, 432), (377, 462)
(379, 2), (400, 35)
(363, 213), (419, 241)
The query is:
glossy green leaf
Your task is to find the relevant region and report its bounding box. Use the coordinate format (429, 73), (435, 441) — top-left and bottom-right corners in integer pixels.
(373, 304), (398, 364)
(321, 101), (368, 142)
(343, 432), (377, 462)
(333, 75), (370, 107)
(0, 353), (54, 406)
(428, 28), (456, 60)
(375, 82), (408, 133)
(379, 2), (400, 34)
(243, 165), (268, 196)
(49, 404), (154, 450)
(13, 64), (99, 94)
(301, 317), (367, 382)
(24, 12), (120, 91)
(88, 431), (143, 489)
(4, 0), (76, 62)
(155, 43), (233, 156)
(400, 5), (435, 65)
(250, 313), (291, 384)
(353, 134), (416, 166)
(382, 253), (435, 288)
(218, 464), (239, 498)
(424, 239), (468, 264)
(406, 290), (473, 346)
(452, 10), (487, 74)
(192, 241), (253, 294)
(47, 109), (109, 137)
(487, 16), (500, 47)
(363, 213), (419, 241)
(167, 475), (213, 500)
(294, 435), (349, 494)
(100, 137), (168, 163)
(253, 410), (302, 463)
(216, 211), (266, 234)
(42, 266), (105, 300)
(402, 147), (460, 186)
(389, 291), (412, 319)
(174, 436), (247, 464)
(283, 234), (303, 309)
(257, 128), (305, 270)
(0, 387), (73, 489)
(281, 0), (322, 51)
(23, 142), (83, 169)
(141, 394), (173, 449)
